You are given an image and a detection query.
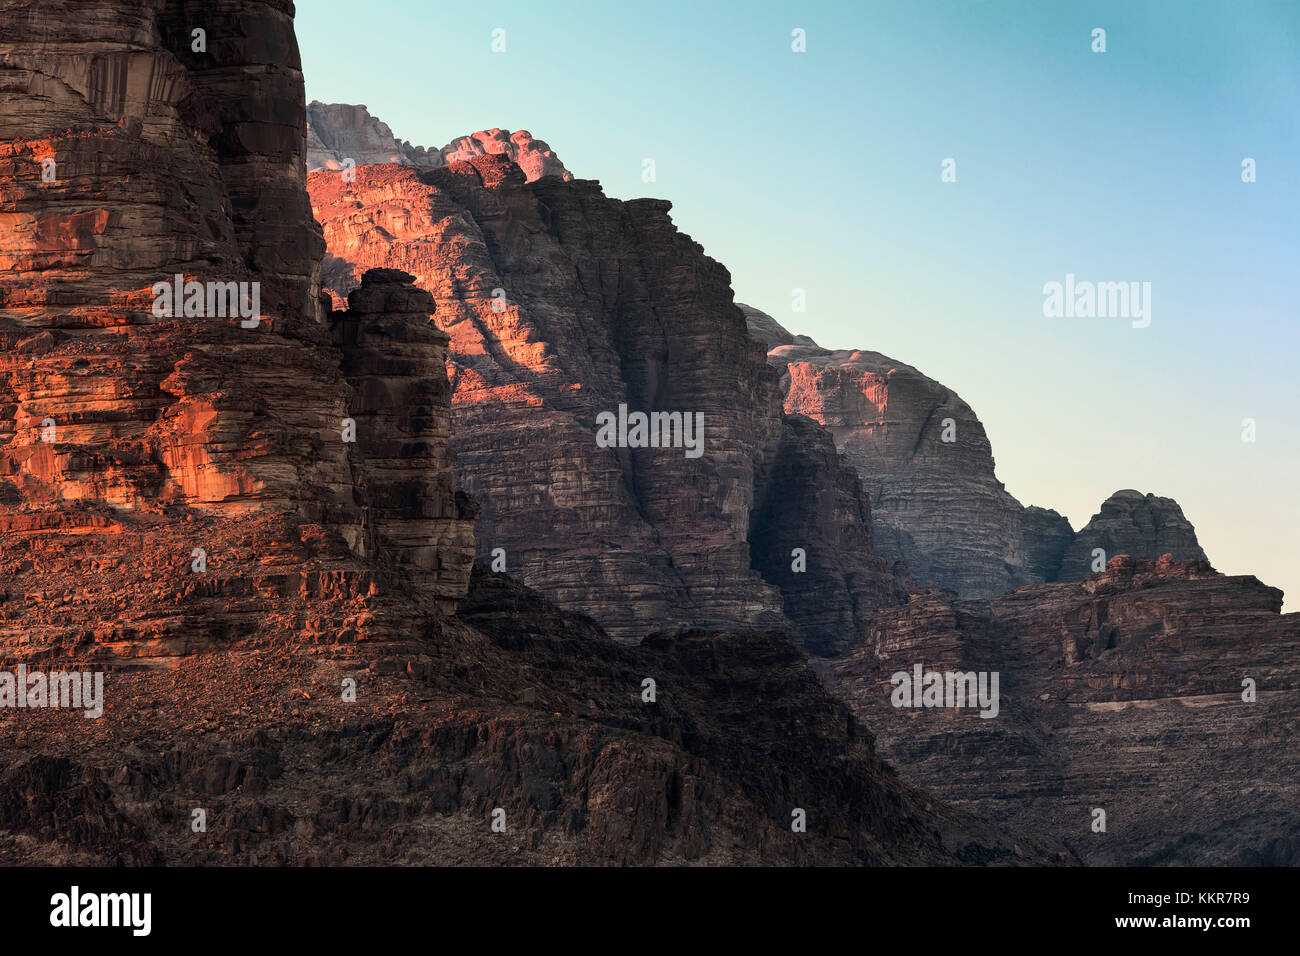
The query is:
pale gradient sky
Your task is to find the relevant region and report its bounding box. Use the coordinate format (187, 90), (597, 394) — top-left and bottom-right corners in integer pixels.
(299, 0), (1299, 607)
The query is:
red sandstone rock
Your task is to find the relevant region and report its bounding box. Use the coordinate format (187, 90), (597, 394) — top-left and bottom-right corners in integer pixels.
(0, 0), (1028, 867)
(742, 305), (1207, 594)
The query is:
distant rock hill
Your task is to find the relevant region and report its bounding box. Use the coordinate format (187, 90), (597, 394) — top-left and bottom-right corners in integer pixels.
(738, 306), (1208, 595)
(306, 101), (572, 182)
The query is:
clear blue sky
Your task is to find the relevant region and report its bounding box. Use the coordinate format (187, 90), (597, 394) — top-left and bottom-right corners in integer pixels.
(299, 0), (1299, 606)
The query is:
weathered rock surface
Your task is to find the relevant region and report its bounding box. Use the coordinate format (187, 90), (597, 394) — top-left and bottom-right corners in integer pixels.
(0, 0), (1044, 867)
(0, 0), (475, 661)
(309, 160), (904, 653)
(816, 556), (1300, 865)
(1059, 490), (1207, 580)
(307, 101), (571, 182)
(742, 306), (1206, 594)
(331, 268), (477, 612)
(0, 567), (1066, 865)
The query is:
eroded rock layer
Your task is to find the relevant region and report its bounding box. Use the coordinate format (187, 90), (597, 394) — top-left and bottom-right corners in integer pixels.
(309, 160), (902, 652)
(817, 557), (1300, 865)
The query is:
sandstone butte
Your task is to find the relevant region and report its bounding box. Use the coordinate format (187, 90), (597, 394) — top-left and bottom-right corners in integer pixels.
(0, 0), (1067, 866)
(310, 111), (1300, 864)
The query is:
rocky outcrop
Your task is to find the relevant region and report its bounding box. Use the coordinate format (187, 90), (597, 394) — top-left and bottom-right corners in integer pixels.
(1058, 490), (1207, 580)
(306, 101), (572, 182)
(751, 308), (1059, 596)
(309, 160), (903, 653)
(816, 556), (1300, 865)
(331, 269), (477, 612)
(739, 303), (814, 350)
(743, 306), (1207, 595)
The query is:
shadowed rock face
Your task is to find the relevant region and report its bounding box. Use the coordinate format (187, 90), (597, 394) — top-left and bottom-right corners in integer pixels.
(747, 308), (1068, 596)
(306, 101), (572, 182)
(0, 567), (1067, 866)
(817, 556), (1300, 865)
(330, 268), (477, 612)
(309, 160), (907, 653)
(741, 306), (1207, 595)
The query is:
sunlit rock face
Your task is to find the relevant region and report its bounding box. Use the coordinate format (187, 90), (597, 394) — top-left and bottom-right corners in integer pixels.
(310, 159), (907, 651)
(0, 3), (1055, 869)
(741, 306), (1206, 596)
(307, 101), (572, 182)
(0, 0), (475, 666)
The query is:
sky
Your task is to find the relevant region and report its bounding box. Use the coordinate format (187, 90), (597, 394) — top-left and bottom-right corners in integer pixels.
(299, 0), (1299, 607)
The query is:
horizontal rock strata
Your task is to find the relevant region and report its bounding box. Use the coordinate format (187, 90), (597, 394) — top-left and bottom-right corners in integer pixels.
(816, 557), (1300, 865)
(309, 159), (902, 653)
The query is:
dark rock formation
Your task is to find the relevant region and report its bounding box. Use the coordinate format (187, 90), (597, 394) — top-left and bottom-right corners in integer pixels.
(306, 101), (572, 182)
(0, 567), (1067, 865)
(330, 269), (477, 612)
(816, 557), (1300, 865)
(1058, 490), (1207, 580)
(309, 160), (904, 653)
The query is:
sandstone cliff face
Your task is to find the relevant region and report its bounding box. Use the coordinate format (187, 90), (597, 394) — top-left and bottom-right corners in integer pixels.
(742, 306), (1206, 595)
(817, 557), (1300, 865)
(0, 0), (1036, 867)
(309, 160), (903, 653)
(0, 0), (476, 665)
(752, 310), (1062, 596)
(306, 101), (572, 182)
(0, 567), (1066, 866)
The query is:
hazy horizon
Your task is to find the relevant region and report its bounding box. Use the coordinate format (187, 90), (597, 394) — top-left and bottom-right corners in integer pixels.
(300, 0), (1299, 608)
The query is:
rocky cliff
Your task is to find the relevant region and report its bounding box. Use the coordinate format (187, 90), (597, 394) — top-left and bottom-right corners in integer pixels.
(817, 556), (1300, 865)
(0, 0), (475, 660)
(742, 306), (1207, 595)
(309, 159), (907, 654)
(0, 0), (1034, 866)
(306, 101), (571, 182)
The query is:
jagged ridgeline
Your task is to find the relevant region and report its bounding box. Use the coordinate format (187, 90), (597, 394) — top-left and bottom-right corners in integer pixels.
(0, 0), (1062, 866)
